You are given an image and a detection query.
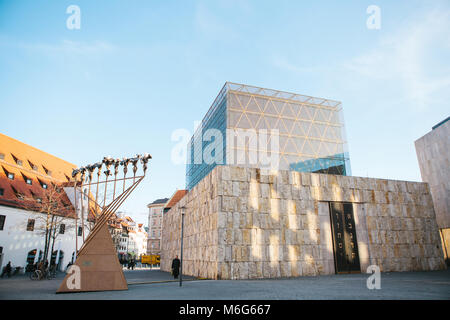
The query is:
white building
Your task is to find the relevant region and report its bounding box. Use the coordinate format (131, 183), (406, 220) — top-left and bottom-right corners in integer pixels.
(0, 193), (90, 273)
(0, 133), (90, 273)
(147, 198), (168, 254)
(135, 223), (148, 257)
(108, 213), (147, 261)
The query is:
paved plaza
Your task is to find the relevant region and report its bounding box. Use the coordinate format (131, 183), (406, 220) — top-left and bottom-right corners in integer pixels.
(0, 268), (449, 300)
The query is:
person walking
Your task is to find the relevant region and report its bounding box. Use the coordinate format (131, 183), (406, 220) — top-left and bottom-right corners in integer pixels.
(171, 255), (180, 279)
(49, 261), (56, 276)
(0, 261), (12, 278)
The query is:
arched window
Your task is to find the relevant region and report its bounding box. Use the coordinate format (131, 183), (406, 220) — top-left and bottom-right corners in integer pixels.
(25, 249), (37, 272)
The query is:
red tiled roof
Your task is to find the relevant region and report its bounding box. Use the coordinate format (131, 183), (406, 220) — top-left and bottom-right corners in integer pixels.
(0, 175), (76, 218)
(0, 132), (77, 218)
(164, 189), (187, 210)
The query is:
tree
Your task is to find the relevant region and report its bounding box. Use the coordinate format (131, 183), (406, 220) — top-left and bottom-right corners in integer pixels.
(21, 182), (76, 264)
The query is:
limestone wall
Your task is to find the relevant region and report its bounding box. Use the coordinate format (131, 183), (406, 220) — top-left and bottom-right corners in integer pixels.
(415, 120), (450, 229)
(161, 169), (220, 278)
(162, 165), (446, 279)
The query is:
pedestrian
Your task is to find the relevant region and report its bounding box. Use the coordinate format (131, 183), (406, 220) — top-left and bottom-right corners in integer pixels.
(131, 259), (135, 270)
(171, 255), (180, 279)
(50, 261), (56, 274)
(0, 261), (12, 278)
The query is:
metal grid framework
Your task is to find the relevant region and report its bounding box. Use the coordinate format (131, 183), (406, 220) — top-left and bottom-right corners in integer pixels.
(226, 84), (350, 174)
(186, 82), (351, 190)
(186, 88), (227, 190)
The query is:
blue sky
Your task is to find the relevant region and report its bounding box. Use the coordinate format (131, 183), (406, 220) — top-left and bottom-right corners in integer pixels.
(1, 0), (449, 224)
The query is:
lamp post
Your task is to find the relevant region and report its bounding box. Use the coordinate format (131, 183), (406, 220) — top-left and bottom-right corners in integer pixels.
(180, 206), (186, 287)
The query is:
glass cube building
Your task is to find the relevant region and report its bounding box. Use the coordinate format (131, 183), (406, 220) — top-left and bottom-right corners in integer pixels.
(186, 82), (351, 190)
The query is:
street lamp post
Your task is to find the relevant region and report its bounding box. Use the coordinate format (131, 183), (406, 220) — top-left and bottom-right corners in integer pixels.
(180, 206), (186, 287)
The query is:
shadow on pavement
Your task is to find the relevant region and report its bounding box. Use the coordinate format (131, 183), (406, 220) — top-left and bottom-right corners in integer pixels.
(123, 268), (199, 285)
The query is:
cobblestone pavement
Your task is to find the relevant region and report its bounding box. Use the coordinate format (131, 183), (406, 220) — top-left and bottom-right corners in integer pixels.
(0, 269), (449, 300)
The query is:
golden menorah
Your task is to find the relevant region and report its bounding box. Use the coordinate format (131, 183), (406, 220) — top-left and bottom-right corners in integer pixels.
(57, 153), (151, 293)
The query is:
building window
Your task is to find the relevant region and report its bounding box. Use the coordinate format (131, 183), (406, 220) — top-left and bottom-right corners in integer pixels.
(28, 160), (38, 171)
(0, 188), (4, 196)
(38, 179), (48, 189)
(42, 165), (52, 176)
(11, 154), (22, 166)
(3, 166), (15, 180)
(0, 215), (5, 230)
(11, 186), (23, 200)
(0, 153), (4, 160)
(22, 173), (32, 185)
(60, 224), (65, 234)
(78, 226), (82, 236)
(27, 219), (35, 231)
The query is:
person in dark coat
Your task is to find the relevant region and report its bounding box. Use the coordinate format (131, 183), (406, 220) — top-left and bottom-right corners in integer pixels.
(1, 261), (12, 278)
(171, 256), (180, 279)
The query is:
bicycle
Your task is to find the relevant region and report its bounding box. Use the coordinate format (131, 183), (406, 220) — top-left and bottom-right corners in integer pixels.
(30, 269), (42, 280)
(30, 268), (56, 280)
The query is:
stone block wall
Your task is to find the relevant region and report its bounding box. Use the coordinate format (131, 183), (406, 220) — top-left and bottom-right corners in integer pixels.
(161, 169), (220, 278)
(415, 119), (450, 229)
(161, 165), (446, 279)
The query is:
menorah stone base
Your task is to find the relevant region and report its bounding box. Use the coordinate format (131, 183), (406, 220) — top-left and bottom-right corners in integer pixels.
(57, 223), (128, 293)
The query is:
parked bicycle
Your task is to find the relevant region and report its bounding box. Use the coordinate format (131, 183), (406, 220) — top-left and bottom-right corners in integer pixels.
(30, 267), (56, 280)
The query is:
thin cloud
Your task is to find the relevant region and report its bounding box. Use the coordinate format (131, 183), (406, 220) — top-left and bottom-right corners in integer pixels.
(272, 7), (450, 112)
(6, 39), (116, 56)
(343, 8), (450, 111)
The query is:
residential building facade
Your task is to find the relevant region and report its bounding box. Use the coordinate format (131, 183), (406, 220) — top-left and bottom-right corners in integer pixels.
(0, 133), (89, 272)
(147, 198), (168, 254)
(135, 223), (148, 257)
(108, 213), (147, 261)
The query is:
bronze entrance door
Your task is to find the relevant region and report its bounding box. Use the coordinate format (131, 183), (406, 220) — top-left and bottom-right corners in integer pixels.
(329, 202), (361, 274)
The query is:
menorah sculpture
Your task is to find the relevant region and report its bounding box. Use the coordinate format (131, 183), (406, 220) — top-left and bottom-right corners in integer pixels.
(57, 153), (151, 293)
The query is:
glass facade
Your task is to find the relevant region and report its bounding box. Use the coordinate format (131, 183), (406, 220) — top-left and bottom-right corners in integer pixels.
(186, 82), (351, 190)
(186, 85), (228, 190)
